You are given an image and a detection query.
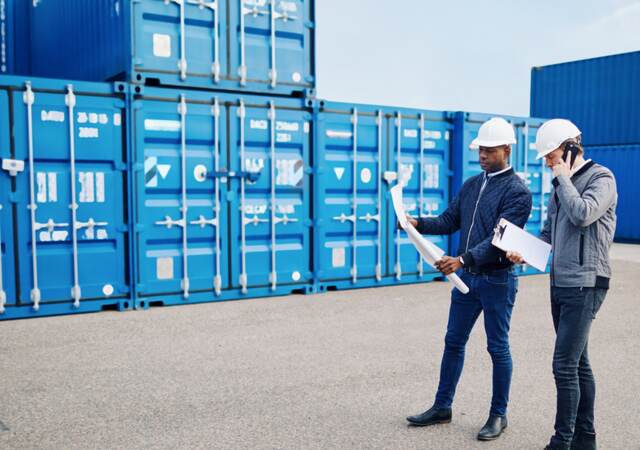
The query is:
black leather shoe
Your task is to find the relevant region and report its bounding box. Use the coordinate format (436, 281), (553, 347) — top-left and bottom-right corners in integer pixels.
(570, 432), (596, 450)
(406, 406), (452, 426)
(545, 442), (570, 450)
(477, 415), (507, 441)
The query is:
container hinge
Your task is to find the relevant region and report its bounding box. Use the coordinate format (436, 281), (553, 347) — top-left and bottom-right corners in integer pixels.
(2, 159), (25, 176)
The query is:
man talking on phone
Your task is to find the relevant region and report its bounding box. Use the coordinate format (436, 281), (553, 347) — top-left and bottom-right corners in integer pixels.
(506, 119), (617, 450)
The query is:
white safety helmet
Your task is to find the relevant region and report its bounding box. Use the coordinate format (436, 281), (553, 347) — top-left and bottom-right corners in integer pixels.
(469, 117), (517, 149)
(535, 119), (581, 160)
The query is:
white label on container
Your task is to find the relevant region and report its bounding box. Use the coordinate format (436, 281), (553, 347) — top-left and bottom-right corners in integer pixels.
(157, 257), (174, 280)
(39, 231), (51, 242)
(89, 113), (98, 124)
(334, 167), (345, 181)
(77, 112), (88, 124)
(246, 0), (268, 7)
(276, 121), (299, 132)
(292, 72), (302, 83)
(424, 163), (439, 188)
(529, 142), (537, 150)
(79, 127), (99, 138)
(404, 129), (418, 138)
(326, 130), (352, 139)
(52, 231), (68, 242)
(41, 110), (65, 122)
(79, 172), (95, 203)
(332, 247), (346, 268)
(144, 119), (180, 132)
(48, 173), (58, 202)
(276, 158), (304, 187)
(445, 131), (450, 141)
(99, 114), (108, 125)
(97, 229), (108, 240)
(84, 228), (95, 240)
(423, 140), (436, 149)
(36, 172), (47, 203)
(276, 132), (291, 143)
(425, 130), (442, 140)
(303, 122), (310, 133)
(95, 172), (105, 203)
(102, 284), (114, 296)
(360, 167), (372, 184)
(279, 1), (297, 13)
(245, 157), (265, 173)
(153, 33), (172, 58)
(113, 113), (121, 126)
(250, 119), (268, 130)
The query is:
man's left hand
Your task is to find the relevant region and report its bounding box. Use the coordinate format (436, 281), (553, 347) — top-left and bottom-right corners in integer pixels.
(435, 256), (462, 275)
(552, 150), (572, 178)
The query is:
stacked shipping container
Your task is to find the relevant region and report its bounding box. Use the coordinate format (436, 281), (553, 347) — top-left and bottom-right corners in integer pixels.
(531, 51), (640, 242)
(1, 1), (555, 319)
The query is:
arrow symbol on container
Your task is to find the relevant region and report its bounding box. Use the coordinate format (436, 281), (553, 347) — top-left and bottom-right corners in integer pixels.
(158, 165), (171, 179)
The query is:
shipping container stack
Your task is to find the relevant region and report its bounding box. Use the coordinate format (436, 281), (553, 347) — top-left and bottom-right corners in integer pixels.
(0, 1), (552, 320)
(531, 51), (640, 243)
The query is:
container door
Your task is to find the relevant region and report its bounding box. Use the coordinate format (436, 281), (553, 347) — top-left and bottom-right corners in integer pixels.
(132, 95), (229, 299)
(0, 90), (16, 311)
(388, 111), (451, 280)
(228, 99), (311, 294)
(315, 107), (385, 285)
(132, 0), (227, 85)
(13, 84), (129, 309)
(229, 0), (312, 92)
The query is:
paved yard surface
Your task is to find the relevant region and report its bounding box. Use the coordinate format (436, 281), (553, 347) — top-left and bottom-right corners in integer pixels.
(1, 244), (639, 449)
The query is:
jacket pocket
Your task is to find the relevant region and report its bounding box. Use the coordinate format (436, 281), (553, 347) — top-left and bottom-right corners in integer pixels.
(579, 232), (585, 266)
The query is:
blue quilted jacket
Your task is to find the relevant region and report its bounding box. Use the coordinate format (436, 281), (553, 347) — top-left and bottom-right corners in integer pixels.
(417, 168), (532, 271)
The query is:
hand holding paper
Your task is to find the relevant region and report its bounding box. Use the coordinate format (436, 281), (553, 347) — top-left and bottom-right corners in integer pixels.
(390, 183), (470, 294)
(492, 218), (551, 271)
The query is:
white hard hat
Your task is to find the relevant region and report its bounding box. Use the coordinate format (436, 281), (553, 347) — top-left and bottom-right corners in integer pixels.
(469, 117), (517, 149)
(535, 119), (581, 160)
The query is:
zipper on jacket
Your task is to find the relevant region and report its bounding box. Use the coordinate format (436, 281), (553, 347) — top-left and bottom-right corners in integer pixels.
(551, 198), (561, 285)
(465, 176), (489, 252)
(579, 231), (585, 266)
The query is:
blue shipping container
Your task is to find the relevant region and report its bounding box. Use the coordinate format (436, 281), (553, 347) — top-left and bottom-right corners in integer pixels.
(0, 75), (131, 320)
(30, 0), (315, 97)
(531, 51), (640, 146)
(452, 112), (551, 276)
(584, 144), (639, 242)
(1, 0), (32, 75)
(312, 101), (451, 291)
(129, 86), (313, 309)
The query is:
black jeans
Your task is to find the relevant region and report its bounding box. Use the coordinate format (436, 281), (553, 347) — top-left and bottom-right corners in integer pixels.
(549, 287), (607, 446)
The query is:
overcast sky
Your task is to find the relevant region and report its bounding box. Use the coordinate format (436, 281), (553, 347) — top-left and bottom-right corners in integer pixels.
(315, 0), (640, 116)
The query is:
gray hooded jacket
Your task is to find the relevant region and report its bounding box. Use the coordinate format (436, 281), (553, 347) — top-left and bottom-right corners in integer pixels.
(541, 161), (617, 288)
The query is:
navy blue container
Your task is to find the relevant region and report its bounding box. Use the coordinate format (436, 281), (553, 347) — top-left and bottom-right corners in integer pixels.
(531, 51), (640, 146)
(1, 0), (32, 75)
(30, 0), (315, 97)
(0, 75), (131, 320)
(129, 85), (314, 309)
(584, 144), (639, 242)
(452, 111), (551, 276)
(312, 100), (452, 292)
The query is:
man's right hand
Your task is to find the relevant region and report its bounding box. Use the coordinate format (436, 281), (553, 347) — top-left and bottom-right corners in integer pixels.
(398, 215), (418, 230)
(506, 251), (525, 264)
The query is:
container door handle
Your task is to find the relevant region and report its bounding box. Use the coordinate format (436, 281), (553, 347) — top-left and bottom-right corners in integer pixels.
(24, 83), (42, 310)
(187, 0), (220, 82)
(66, 85), (82, 307)
(268, 102), (278, 290)
(238, 99), (248, 293)
(0, 204), (5, 313)
(212, 98), (222, 294)
(350, 108), (358, 283)
(395, 112), (402, 280)
(269, 0), (277, 88)
(375, 110), (383, 281)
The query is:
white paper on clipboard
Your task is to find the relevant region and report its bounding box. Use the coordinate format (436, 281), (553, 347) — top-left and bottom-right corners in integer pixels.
(390, 183), (469, 294)
(492, 218), (552, 271)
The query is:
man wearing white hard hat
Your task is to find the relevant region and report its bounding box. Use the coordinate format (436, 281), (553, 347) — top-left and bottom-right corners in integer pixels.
(506, 119), (617, 450)
(403, 117), (532, 441)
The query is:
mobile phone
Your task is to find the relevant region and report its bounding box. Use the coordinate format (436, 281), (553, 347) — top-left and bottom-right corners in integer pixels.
(562, 142), (580, 168)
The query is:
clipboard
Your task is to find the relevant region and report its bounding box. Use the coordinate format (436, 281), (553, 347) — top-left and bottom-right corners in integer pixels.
(492, 218), (551, 272)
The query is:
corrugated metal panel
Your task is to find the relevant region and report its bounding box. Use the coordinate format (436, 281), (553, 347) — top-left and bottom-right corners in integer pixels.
(585, 144), (640, 242)
(30, 0), (315, 96)
(313, 101), (451, 291)
(1, 0), (32, 75)
(0, 75), (131, 320)
(531, 51), (640, 146)
(452, 111), (551, 276)
(130, 86), (313, 308)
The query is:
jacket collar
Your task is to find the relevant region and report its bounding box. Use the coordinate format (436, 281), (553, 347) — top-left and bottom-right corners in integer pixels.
(571, 160), (595, 179)
(484, 166), (514, 179)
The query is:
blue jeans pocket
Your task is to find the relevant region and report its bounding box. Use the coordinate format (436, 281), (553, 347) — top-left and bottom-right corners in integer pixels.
(486, 273), (508, 286)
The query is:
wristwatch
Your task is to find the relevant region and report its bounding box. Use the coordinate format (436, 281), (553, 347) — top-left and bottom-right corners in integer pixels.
(458, 256), (465, 267)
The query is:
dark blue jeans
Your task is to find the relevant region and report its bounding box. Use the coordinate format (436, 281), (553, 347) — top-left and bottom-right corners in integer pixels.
(434, 269), (517, 416)
(549, 287), (607, 446)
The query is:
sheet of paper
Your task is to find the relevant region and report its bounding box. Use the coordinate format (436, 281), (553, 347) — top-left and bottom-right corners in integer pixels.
(390, 184), (469, 294)
(492, 218), (552, 271)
